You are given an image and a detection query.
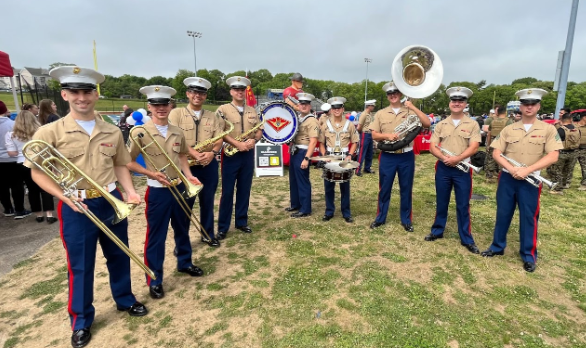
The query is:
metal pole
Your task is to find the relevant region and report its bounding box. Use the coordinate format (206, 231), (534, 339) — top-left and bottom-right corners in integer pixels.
(192, 36), (197, 76)
(364, 58), (371, 102)
(555, 0), (579, 119)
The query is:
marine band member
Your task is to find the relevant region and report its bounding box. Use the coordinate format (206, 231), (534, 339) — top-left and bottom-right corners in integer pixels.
(168, 77), (224, 247)
(285, 93), (319, 218)
(356, 99), (376, 176)
(127, 86), (204, 300)
(217, 76), (263, 238)
(319, 97), (359, 223)
(481, 88), (562, 272)
(26, 67), (148, 348)
(369, 82), (431, 231)
(426, 87), (481, 254)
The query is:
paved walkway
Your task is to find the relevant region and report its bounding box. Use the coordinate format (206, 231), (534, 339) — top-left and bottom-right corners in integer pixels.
(0, 204), (60, 277)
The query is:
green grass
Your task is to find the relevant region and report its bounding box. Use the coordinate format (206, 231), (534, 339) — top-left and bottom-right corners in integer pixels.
(2, 149), (586, 347)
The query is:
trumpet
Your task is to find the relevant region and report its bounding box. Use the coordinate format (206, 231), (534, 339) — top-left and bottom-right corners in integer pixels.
(190, 118), (234, 166)
(223, 119), (265, 156)
(129, 126), (211, 240)
(436, 145), (481, 174)
(500, 154), (557, 190)
(23, 140), (156, 280)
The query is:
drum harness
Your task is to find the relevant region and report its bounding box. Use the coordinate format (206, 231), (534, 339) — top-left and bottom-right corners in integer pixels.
(326, 119), (351, 156)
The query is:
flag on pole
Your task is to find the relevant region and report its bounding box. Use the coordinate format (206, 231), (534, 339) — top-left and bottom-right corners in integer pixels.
(245, 75), (256, 107)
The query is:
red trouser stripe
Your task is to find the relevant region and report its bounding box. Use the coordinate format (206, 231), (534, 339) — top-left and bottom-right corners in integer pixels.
(531, 184), (542, 262)
(467, 167), (473, 236)
(58, 201), (77, 330)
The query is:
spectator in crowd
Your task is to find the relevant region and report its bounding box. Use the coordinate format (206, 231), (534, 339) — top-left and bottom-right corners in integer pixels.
(22, 103), (39, 116)
(559, 107), (571, 119)
(0, 101), (28, 218)
(513, 110), (522, 122)
(5, 110), (56, 222)
(120, 107), (134, 127)
(38, 99), (60, 125)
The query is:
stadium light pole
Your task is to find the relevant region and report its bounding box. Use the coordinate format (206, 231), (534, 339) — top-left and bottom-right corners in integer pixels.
(554, 0), (579, 119)
(364, 58), (372, 102)
(186, 31), (202, 76)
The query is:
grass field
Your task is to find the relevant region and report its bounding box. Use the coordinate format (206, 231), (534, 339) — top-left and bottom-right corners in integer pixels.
(0, 151), (585, 348)
(0, 92), (219, 114)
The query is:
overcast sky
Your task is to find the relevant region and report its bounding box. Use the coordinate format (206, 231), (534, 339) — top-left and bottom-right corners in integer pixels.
(3, 0), (585, 85)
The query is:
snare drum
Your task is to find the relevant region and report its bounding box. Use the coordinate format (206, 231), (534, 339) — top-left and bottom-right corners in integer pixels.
(322, 167), (354, 183)
(261, 101), (298, 145)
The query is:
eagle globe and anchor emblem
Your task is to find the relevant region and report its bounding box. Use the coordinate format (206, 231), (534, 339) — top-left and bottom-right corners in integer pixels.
(260, 102), (298, 145)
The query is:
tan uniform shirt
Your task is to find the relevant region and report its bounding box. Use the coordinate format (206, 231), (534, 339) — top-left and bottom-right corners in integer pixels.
(369, 105), (417, 134)
(490, 120), (563, 167)
(168, 107), (224, 148)
(216, 103), (261, 138)
(319, 114), (330, 127)
(293, 115), (320, 145)
(358, 111), (375, 133)
(24, 114), (130, 189)
(319, 118), (359, 150)
(128, 121), (188, 179)
(431, 116), (481, 156)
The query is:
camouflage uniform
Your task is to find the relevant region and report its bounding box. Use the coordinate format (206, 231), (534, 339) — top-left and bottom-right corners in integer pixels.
(484, 117), (512, 179)
(570, 124), (586, 189)
(550, 124), (581, 191)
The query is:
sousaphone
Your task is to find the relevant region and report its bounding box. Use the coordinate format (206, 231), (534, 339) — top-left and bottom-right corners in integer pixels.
(391, 45), (443, 99)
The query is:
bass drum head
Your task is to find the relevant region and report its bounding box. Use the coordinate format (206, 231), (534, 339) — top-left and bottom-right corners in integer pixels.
(261, 102), (298, 145)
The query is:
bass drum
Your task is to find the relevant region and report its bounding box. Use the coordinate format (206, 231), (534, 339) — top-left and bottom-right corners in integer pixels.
(260, 101), (298, 145)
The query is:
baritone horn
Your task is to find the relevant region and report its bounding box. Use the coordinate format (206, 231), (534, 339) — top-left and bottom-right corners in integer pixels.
(129, 126), (211, 240)
(391, 45), (444, 99)
(22, 140), (156, 280)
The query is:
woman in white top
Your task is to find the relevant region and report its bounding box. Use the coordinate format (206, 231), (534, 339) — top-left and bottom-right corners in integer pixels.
(5, 110), (57, 223)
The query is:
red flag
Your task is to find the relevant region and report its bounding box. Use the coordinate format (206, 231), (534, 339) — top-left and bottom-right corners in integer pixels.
(245, 84), (256, 107)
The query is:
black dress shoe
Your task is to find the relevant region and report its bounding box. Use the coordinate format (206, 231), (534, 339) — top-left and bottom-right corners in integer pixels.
(291, 211), (310, 218)
(322, 215), (334, 221)
(462, 243), (480, 254)
(36, 216), (44, 223)
(117, 301), (148, 317)
(217, 231), (227, 240)
(46, 216), (58, 224)
(370, 221), (384, 229)
(424, 233), (443, 241)
(71, 328), (91, 348)
(401, 223), (414, 232)
(344, 216), (354, 223)
(523, 262), (536, 272)
(236, 225), (253, 233)
(480, 249), (504, 257)
(201, 237), (220, 247)
(178, 265), (204, 277)
(285, 206), (299, 212)
(364, 170), (375, 174)
(149, 284), (165, 299)
(356, 171), (363, 177)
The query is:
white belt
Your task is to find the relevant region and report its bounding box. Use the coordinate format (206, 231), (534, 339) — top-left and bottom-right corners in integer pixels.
(327, 147), (349, 152)
(71, 182), (116, 199)
(147, 177), (182, 188)
(295, 145), (309, 149)
(385, 147), (413, 154)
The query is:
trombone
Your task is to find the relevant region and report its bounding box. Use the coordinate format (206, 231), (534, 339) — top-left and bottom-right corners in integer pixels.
(129, 126), (211, 240)
(23, 140), (156, 280)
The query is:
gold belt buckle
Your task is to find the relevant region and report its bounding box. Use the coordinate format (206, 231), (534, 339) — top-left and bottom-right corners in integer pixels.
(85, 188), (101, 199)
(393, 149), (403, 154)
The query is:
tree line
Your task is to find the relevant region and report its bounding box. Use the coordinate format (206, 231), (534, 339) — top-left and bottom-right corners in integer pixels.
(49, 63), (586, 115)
